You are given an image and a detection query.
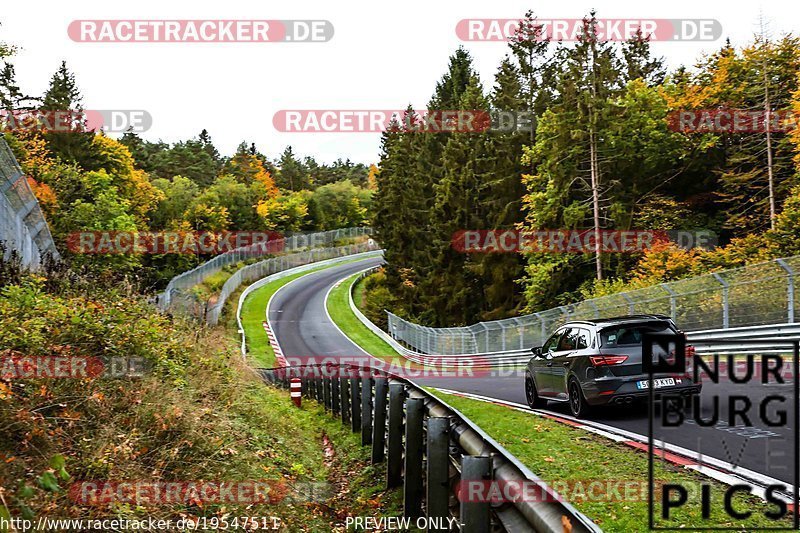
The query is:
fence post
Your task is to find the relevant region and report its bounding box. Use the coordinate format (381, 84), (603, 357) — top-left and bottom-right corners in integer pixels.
(662, 283), (678, 321)
(338, 375), (348, 420)
(350, 376), (361, 433)
(712, 273), (730, 328)
(315, 373), (324, 404)
(331, 372), (341, 414)
(372, 378), (388, 463)
(361, 376), (373, 445)
(426, 417), (450, 527)
(622, 292), (635, 315)
(387, 382), (405, 488)
(403, 398), (424, 518)
(777, 259), (795, 323)
(513, 317), (524, 350)
(300, 375), (309, 399)
(323, 374), (332, 411)
(535, 312), (546, 345)
(460, 455), (491, 533)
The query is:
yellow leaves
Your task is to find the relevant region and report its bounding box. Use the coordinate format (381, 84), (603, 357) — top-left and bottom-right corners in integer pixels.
(12, 129), (56, 180)
(254, 169), (279, 200)
(367, 164), (379, 191)
(544, 456), (555, 463)
(26, 177), (58, 215)
(0, 382), (11, 400)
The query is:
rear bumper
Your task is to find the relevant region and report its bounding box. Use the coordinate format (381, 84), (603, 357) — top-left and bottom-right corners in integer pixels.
(584, 375), (702, 406)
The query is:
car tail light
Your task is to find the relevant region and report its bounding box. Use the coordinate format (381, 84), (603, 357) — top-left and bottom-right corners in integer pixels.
(589, 355), (628, 366)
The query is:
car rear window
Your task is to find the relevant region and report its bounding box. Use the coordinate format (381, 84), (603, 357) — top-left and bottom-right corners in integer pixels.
(599, 322), (675, 347)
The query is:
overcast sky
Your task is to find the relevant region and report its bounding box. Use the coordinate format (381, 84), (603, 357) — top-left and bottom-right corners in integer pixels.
(1, 0), (796, 165)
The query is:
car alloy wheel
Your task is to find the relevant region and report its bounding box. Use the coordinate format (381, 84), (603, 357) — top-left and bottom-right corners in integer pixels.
(569, 380), (589, 418)
(525, 371), (546, 409)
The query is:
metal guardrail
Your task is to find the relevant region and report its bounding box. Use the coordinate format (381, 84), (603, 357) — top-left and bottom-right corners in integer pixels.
(386, 254), (800, 355)
(167, 241), (380, 325)
(157, 227), (371, 313)
(0, 137), (59, 269)
(259, 363), (601, 533)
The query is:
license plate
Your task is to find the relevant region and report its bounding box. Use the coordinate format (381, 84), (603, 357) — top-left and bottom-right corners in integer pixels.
(636, 378), (675, 390)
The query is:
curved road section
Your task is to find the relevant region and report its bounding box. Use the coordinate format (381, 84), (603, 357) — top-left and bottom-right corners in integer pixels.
(267, 256), (796, 491)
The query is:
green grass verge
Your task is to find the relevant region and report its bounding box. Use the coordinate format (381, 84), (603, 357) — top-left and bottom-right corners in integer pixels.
(240, 257), (372, 368)
(326, 271), (401, 360)
(426, 390), (792, 532)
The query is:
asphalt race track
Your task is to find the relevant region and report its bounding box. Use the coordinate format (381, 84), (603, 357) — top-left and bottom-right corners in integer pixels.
(268, 256), (798, 487)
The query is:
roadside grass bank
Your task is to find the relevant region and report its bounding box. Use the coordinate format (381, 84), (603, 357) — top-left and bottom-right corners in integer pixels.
(326, 271), (401, 361)
(0, 268), (401, 531)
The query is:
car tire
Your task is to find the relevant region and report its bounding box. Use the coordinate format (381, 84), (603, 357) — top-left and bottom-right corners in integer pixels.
(568, 379), (591, 418)
(525, 371), (547, 409)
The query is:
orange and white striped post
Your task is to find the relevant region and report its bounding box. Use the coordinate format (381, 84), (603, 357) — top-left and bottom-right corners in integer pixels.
(290, 378), (302, 407)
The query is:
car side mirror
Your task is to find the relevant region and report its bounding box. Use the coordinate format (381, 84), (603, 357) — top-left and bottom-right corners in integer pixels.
(531, 346), (542, 357)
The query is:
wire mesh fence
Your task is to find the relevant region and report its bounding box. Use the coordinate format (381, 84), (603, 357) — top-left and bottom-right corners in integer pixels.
(387, 254), (800, 355)
(157, 227), (371, 313)
(0, 137), (59, 268)
(162, 239), (378, 325)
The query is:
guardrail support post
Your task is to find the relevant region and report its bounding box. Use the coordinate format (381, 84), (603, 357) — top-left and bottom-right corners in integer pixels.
(350, 377), (361, 433)
(300, 375), (309, 399)
(331, 369), (341, 416)
(323, 374), (332, 411)
(387, 382), (405, 488)
(337, 375), (346, 420)
(372, 378), (388, 463)
(403, 398), (424, 518)
(361, 376), (373, 445)
(777, 258), (795, 323)
(315, 375), (323, 404)
(426, 417), (450, 526)
(460, 455), (491, 533)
